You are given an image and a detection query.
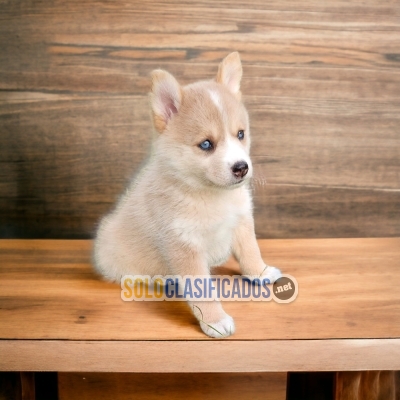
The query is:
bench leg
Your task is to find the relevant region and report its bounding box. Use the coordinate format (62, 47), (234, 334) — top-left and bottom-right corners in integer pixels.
(20, 372), (35, 400)
(335, 371), (395, 400)
(288, 371), (398, 400)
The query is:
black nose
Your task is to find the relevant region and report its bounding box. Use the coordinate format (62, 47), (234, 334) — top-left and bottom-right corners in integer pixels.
(232, 161), (249, 179)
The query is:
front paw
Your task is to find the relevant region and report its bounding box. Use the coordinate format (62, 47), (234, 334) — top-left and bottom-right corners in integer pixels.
(258, 265), (282, 284)
(199, 315), (235, 338)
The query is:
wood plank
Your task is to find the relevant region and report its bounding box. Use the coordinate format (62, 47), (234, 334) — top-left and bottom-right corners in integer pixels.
(0, 238), (399, 341)
(253, 185), (400, 238)
(335, 371), (395, 400)
(0, 94), (399, 239)
(58, 372), (287, 400)
(20, 373), (35, 400)
(1, 0), (399, 239)
(1, 339), (399, 372)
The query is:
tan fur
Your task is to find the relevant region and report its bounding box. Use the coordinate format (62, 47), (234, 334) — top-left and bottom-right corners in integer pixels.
(152, 113), (167, 133)
(216, 51), (242, 100)
(93, 52), (281, 338)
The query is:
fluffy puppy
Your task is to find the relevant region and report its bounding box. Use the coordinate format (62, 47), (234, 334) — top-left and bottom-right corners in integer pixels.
(93, 52), (281, 337)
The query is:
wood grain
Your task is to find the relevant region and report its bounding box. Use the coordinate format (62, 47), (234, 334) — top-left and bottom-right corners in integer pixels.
(335, 371), (395, 400)
(58, 372), (287, 400)
(0, 238), (399, 341)
(1, 339), (400, 372)
(1, 0), (399, 239)
(20, 373), (35, 400)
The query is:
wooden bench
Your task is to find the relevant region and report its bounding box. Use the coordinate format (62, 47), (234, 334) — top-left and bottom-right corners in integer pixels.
(1, 0), (400, 398)
(1, 238), (399, 399)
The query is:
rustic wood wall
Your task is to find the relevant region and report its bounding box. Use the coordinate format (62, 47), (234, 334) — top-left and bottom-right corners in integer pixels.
(0, 0), (399, 239)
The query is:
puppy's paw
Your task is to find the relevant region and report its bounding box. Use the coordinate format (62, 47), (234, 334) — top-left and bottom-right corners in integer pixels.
(200, 315), (235, 338)
(260, 265), (282, 284)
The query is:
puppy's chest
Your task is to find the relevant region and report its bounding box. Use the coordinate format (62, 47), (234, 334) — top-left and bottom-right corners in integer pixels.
(169, 195), (247, 248)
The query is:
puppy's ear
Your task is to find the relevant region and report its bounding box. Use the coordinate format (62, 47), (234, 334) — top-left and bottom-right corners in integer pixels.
(216, 52), (242, 98)
(150, 69), (182, 133)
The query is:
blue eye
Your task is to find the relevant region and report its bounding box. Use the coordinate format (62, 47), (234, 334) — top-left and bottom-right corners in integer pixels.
(199, 140), (213, 151)
(237, 130), (245, 140)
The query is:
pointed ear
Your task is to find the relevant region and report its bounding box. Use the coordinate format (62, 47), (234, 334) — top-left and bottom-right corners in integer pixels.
(216, 52), (242, 96)
(150, 69), (182, 133)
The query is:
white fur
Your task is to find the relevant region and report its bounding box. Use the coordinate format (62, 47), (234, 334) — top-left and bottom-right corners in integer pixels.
(200, 314), (235, 338)
(222, 136), (251, 169)
(208, 89), (223, 113)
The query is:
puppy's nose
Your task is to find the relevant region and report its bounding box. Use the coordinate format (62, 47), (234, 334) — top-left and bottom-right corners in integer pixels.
(232, 161), (249, 179)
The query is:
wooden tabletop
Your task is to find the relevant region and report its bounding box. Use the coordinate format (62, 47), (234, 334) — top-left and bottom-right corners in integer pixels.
(1, 238), (400, 372)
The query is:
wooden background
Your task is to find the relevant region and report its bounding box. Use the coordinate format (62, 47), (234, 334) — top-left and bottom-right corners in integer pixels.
(0, 0), (399, 239)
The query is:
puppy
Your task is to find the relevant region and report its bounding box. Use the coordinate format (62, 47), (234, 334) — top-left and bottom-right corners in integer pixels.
(93, 52), (281, 338)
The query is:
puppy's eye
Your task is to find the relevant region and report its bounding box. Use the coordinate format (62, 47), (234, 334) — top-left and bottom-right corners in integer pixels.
(237, 130), (245, 140)
(199, 140), (213, 151)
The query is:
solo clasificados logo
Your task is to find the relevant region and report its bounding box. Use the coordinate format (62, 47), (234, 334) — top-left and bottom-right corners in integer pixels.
(121, 274), (298, 303)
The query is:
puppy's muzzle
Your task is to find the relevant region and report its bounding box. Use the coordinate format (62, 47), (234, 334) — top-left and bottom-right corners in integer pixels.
(232, 161), (249, 179)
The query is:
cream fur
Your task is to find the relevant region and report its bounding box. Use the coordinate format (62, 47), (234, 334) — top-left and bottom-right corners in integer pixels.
(93, 52), (281, 338)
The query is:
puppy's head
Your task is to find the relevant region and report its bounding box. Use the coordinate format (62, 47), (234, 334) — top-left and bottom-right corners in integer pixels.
(150, 52), (252, 189)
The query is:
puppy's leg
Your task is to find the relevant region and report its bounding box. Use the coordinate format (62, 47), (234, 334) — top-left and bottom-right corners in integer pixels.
(190, 295), (235, 338)
(164, 246), (235, 338)
(232, 215), (281, 283)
